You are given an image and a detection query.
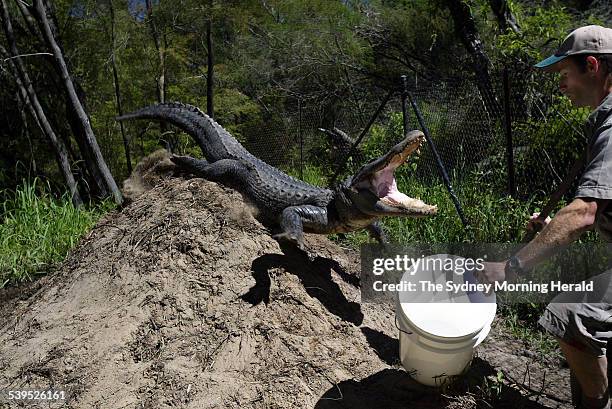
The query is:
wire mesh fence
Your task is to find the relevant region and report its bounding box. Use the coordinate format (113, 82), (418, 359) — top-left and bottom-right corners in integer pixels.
(502, 64), (588, 198)
(238, 63), (587, 229)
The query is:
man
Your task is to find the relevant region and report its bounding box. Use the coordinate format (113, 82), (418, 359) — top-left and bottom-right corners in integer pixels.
(478, 25), (612, 409)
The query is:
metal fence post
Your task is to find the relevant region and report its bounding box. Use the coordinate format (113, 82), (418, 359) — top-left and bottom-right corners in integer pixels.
(401, 75), (410, 135)
(503, 68), (516, 197)
(299, 98), (303, 180)
(407, 91), (469, 227)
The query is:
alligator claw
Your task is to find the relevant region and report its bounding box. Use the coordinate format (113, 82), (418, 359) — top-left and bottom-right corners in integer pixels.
(272, 232), (305, 251)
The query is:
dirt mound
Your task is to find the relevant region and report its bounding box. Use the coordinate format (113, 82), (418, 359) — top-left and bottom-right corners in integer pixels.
(121, 149), (177, 203)
(0, 178), (573, 408)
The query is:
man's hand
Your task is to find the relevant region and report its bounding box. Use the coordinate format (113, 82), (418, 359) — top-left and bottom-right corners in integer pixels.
(526, 212), (552, 232)
(475, 261), (507, 287)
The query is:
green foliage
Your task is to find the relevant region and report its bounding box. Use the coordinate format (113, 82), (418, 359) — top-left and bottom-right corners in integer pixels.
(495, 3), (573, 61)
(0, 180), (113, 288)
(517, 96), (589, 154)
(361, 112), (405, 159)
(509, 95), (590, 195)
(285, 164), (328, 187)
(370, 0), (463, 79)
(358, 112), (419, 176)
(201, 89), (263, 144)
(480, 370), (505, 402)
(498, 303), (561, 357)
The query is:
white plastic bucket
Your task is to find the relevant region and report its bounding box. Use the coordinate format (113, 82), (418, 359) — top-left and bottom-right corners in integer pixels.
(395, 254), (496, 387)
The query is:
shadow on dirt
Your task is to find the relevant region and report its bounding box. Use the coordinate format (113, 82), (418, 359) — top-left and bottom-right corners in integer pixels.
(241, 243), (363, 325)
(314, 368), (437, 409)
(361, 327), (400, 366)
(314, 357), (557, 409)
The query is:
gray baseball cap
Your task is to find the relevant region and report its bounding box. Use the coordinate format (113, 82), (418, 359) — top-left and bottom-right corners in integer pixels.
(535, 25), (612, 69)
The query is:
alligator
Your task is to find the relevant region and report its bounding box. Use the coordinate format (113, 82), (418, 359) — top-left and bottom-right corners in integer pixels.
(117, 102), (437, 249)
(319, 127), (357, 151)
(318, 127), (361, 163)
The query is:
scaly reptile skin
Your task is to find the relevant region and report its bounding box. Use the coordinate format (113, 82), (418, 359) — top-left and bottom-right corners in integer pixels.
(118, 102), (436, 248)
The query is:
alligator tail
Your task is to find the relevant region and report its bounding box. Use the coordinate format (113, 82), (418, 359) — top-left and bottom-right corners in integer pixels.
(116, 102), (231, 161)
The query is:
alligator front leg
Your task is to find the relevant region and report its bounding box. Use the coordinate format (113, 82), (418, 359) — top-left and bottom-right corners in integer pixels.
(274, 205), (328, 250)
(366, 222), (388, 244)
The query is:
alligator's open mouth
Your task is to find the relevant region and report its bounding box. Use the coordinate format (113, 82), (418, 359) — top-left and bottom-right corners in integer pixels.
(352, 130), (437, 217)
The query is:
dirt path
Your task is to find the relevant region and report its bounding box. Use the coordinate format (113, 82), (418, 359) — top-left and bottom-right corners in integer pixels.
(0, 179), (572, 408)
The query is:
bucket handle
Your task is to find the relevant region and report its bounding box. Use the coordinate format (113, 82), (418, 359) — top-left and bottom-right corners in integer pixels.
(394, 315), (413, 335)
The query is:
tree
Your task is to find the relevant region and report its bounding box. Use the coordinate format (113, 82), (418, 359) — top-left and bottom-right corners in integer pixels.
(445, 0), (501, 116)
(107, 0), (132, 173)
(145, 0), (165, 106)
(0, 0), (82, 206)
(488, 0), (520, 34)
(31, 0), (122, 204)
(206, 0), (214, 117)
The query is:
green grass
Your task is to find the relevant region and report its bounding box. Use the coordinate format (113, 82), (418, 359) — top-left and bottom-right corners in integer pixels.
(0, 179), (114, 288)
(498, 303), (562, 358)
(327, 172), (544, 245)
(284, 163), (329, 187)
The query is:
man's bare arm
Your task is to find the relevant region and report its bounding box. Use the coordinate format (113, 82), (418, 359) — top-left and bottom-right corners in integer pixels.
(516, 198), (603, 269)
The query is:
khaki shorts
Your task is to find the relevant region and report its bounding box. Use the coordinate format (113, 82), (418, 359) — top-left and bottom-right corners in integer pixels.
(538, 271), (612, 357)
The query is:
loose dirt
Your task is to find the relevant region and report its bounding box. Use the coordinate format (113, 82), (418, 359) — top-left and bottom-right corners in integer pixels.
(0, 176), (573, 408)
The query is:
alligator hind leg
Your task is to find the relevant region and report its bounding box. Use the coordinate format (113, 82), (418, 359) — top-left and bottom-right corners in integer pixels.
(274, 205), (328, 251)
(171, 155), (252, 185)
(171, 155), (209, 171)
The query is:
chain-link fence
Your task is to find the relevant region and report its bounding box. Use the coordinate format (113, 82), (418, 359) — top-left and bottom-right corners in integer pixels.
(240, 64), (586, 222)
(502, 63), (588, 197)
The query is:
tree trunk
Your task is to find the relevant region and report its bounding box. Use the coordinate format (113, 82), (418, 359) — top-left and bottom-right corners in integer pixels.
(488, 0), (520, 33)
(445, 0), (501, 117)
(145, 0), (165, 105)
(13, 0), (38, 37)
(206, 0), (214, 118)
(108, 0), (132, 174)
(32, 0), (110, 198)
(145, 0), (169, 146)
(15, 80), (37, 175)
(0, 9), (82, 206)
(15, 0), (103, 196)
(32, 0), (122, 204)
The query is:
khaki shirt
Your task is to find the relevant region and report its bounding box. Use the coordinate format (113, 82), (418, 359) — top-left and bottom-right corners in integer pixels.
(575, 92), (612, 241)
